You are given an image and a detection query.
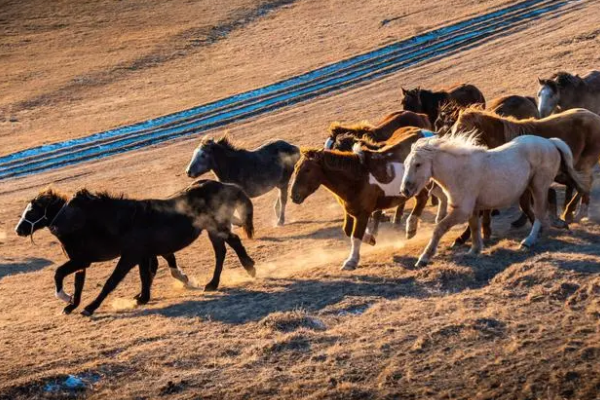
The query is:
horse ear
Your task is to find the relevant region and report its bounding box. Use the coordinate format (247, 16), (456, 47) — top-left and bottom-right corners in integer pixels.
(537, 77), (546, 86)
(401, 87), (407, 95)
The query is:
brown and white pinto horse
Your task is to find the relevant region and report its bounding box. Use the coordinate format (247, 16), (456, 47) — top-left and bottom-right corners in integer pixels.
(453, 108), (600, 222)
(401, 83), (485, 125)
(290, 148), (426, 271)
(537, 71), (600, 117)
(324, 110), (431, 149)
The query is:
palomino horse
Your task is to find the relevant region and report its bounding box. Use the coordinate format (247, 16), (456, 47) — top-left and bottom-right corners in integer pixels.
(324, 110), (431, 149)
(401, 134), (587, 267)
(290, 149), (419, 271)
(453, 108), (600, 222)
(538, 71), (600, 117)
(434, 96), (541, 242)
(186, 135), (300, 226)
(32, 180), (256, 315)
(401, 83), (486, 125)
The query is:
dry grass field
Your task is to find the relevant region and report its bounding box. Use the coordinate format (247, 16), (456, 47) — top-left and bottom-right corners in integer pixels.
(1, 0), (600, 398)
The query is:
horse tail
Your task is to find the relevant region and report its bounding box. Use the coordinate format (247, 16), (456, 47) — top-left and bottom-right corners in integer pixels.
(550, 138), (591, 194)
(235, 189), (254, 239)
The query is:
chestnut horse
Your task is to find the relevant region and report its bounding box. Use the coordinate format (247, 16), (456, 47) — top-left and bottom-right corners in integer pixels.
(401, 83), (486, 125)
(538, 71), (600, 117)
(453, 108), (600, 222)
(331, 127), (443, 238)
(290, 149), (420, 270)
(324, 110), (431, 149)
(435, 95), (539, 134)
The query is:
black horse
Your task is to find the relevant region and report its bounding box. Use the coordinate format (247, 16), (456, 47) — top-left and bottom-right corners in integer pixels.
(185, 135), (300, 226)
(16, 180), (255, 316)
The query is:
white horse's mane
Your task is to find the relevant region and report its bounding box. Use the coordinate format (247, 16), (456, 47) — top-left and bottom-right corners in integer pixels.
(411, 130), (487, 158)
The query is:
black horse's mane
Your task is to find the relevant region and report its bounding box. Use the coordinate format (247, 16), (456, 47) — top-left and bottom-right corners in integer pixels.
(550, 71), (584, 88)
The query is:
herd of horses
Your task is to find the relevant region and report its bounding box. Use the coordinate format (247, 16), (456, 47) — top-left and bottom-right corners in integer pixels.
(14, 70), (600, 315)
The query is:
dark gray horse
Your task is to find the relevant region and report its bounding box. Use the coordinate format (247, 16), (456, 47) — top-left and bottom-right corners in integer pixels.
(186, 135), (300, 226)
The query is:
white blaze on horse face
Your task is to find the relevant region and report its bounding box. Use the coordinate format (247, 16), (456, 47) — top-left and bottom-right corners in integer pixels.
(16, 203), (33, 230)
(368, 162), (405, 197)
(186, 148), (205, 177)
(324, 137), (334, 150)
(538, 85), (556, 117)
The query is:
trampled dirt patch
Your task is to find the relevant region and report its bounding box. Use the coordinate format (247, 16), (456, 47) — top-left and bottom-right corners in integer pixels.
(1, 0), (600, 399)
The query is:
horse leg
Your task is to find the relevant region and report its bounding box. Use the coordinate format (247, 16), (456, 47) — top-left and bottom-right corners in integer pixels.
(452, 225), (471, 248)
(416, 207), (470, 268)
(81, 256), (139, 316)
(467, 213), (483, 255)
(546, 188), (568, 229)
(430, 184), (448, 223)
(563, 184), (574, 213)
(54, 260), (87, 304)
(205, 232), (227, 291)
(134, 257), (156, 305)
(343, 213), (354, 237)
(574, 193), (590, 222)
(341, 213), (369, 271)
(482, 209), (492, 243)
(521, 181), (550, 249)
(62, 268), (88, 315)
(276, 186), (288, 226)
(562, 191), (582, 224)
(406, 189), (428, 239)
(224, 230), (256, 277)
(363, 211), (379, 246)
(392, 203), (405, 225)
(163, 253), (190, 286)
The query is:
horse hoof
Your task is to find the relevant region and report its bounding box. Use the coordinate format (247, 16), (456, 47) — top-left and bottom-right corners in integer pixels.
(81, 309), (93, 317)
(204, 283), (219, 292)
(62, 305), (76, 315)
(451, 239), (465, 248)
(362, 234), (376, 246)
(519, 241), (533, 250)
(245, 265), (257, 278)
(55, 290), (72, 304)
(414, 259), (428, 268)
(406, 230), (417, 240)
(135, 296), (150, 305)
(241, 257), (256, 269)
(551, 219), (569, 230)
(341, 260), (357, 271)
(276, 219), (285, 227)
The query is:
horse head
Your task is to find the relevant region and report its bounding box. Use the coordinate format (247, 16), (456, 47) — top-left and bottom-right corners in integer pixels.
(186, 136), (220, 178)
(291, 149), (325, 204)
(401, 87), (422, 112)
(15, 188), (67, 238)
(537, 77), (560, 118)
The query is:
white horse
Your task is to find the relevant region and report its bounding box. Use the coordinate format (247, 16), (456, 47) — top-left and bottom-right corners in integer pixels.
(400, 133), (588, 267)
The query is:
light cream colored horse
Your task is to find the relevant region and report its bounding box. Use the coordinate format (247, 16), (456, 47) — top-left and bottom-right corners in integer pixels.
(400, 133), (588, 267)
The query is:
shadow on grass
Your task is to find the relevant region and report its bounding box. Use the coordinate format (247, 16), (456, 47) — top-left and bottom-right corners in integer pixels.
(0, 257), (53, 280)
(119, 274), (423, 324)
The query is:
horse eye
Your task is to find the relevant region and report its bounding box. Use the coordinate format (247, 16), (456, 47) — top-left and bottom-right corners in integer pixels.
(415, 163), (421, 168)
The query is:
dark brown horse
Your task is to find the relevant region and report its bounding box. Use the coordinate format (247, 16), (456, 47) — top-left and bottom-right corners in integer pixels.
(186, 135), (300, 226)
(324, 110), (431, 149)
(15, 188), (188, 314)
(401, 83), (486, 125)
(538, 71), (600, 117)
(20, 180), (256, 316)
(454, 108), (600, 222)
(291, 149), (418, 270)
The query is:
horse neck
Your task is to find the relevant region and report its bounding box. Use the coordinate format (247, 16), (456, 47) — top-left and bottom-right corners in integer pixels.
(210, 145), (243, 180)
(44, 196), (67, 222)
(318, 154), (365, 202)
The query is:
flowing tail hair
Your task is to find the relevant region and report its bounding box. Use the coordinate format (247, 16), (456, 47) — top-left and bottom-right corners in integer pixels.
(235, 189), (254, 239)
(550, 138), (591, 194)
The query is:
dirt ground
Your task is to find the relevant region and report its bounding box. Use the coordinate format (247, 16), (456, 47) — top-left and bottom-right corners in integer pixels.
(1, 0), (600, 399)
